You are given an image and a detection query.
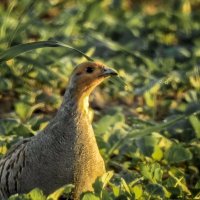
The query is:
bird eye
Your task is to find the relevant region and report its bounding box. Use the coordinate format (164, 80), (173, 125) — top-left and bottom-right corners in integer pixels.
(86, 66), (94, 73)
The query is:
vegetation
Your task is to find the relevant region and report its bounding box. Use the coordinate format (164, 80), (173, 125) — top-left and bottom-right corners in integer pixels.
(0, 0), (200, 199)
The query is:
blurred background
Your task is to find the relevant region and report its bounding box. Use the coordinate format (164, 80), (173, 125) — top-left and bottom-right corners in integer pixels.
(0, 0), (200, 199)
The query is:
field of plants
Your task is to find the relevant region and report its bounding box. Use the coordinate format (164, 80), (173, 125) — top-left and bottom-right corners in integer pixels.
(0, 0), (200, 199)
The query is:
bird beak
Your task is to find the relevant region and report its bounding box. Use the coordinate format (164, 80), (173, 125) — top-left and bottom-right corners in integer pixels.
(102, 68), (118, 77)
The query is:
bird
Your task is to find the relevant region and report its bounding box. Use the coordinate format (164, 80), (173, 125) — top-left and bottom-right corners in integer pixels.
(0, 61), (118, 200)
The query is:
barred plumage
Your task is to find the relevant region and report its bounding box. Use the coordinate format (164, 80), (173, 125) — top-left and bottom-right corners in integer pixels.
(0, 139), (29, 199)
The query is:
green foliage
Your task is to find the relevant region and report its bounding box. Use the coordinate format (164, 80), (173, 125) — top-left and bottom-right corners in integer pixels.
(9, 188), (46, 200)
(165, 144), (193, 164)
(9, 185), (74, 200)
(0, 0), (200, 199)
(140, 163), (163, 183)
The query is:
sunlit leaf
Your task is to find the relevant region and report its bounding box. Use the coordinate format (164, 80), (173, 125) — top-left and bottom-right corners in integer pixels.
(81, 192), (100, 200)
(131, 184), (143, 199)
(47, 184), (74, 200)
(140, 163), (163, 183)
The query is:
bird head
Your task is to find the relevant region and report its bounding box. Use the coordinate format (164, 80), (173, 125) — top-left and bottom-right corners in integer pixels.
(69, 61), (118, 97)
(62, 61), (118, 112)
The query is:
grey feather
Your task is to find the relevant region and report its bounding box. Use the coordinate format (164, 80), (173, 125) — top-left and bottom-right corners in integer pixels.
(0, 62), (112, 200)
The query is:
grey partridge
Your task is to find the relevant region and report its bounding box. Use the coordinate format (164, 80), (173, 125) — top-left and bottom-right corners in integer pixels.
(0, 61), (117, 200)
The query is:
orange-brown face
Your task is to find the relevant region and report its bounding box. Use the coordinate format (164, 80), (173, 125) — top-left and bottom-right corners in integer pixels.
(69, 61), (117, 95)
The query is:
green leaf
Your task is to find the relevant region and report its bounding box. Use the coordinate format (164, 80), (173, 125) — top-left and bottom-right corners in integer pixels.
(81, 192), (100, 200)
(165, 144), (193, 164)
(189, 115), (200, 138)
(9, 188), (46, 200)
(93, 171), (113, 197)
(47, 184), (74, 200)
(101, 171), (114, 189)
(0, 118), (20, 135)
(0, 40), (93, 63)
(195, 180), (200, 189)
(111, 184), (120, 197)
(0, 118), (34, 136)
(140, 163), (163, 183)
(109, 75), (128, 91)
(110, 115), (187, 156)
(168, 170), (191, 195)
(94, 113), (125, 135)
(129, 115), (186, 139)
(28, 188), (46, 200)
(15, 102), (44, 121)
(136, 135), (158, 157)
(0, 78), (13, 91)
(15, 102), (31, 121)
(121, 178), (131, 194)
(146, 183), (165, 198)
(152, 146), (163, 161)
(131, 184), (143, 199)
(8, 194), (28, 200)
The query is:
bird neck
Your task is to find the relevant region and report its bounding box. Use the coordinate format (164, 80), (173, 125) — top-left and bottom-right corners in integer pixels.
(58, 86), (91, 117)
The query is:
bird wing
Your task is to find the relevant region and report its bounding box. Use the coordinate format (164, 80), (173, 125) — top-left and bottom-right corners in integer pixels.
(0, 138), (30, 198)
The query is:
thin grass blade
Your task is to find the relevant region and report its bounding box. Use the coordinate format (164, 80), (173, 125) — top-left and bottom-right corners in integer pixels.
(0, 40), (93, 63)
(107, 109), (200, 159)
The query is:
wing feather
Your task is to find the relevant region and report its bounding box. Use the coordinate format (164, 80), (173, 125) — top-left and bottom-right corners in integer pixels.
(0, 138), (30, 199)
